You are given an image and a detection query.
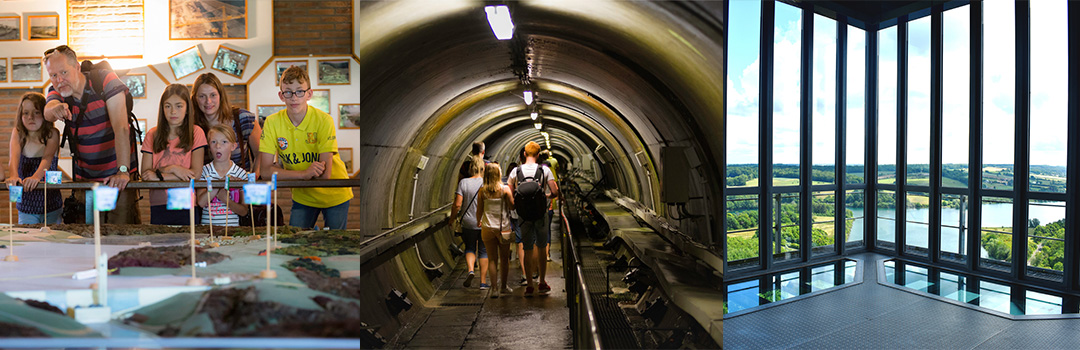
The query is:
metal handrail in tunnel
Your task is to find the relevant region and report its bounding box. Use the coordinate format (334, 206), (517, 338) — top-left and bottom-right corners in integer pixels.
(561, 199), (603, 349)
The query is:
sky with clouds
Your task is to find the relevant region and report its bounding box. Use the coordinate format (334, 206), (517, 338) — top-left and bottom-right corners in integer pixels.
(726, 0), (1068, 168)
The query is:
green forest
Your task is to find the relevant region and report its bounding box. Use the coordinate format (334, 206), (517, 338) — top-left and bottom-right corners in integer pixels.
(981, 218), (1065, 271)
(726, 194), (856, 261)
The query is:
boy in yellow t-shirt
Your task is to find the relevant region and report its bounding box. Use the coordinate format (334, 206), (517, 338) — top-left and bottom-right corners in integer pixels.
(259, 65), (353, 229)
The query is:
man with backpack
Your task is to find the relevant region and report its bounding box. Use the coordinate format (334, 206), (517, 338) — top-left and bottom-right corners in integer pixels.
(509, 141), (560, 297)
(42, 45), (141, 224)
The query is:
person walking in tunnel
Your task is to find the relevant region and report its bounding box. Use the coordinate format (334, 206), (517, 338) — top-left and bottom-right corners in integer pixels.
(458, 141), (487, 181)
(451, 155), (488, 289)
(509, 142), (560, 296)
(258, 65), (353, 229)
(477, 162), (514, 298)
(505, 161), (528, 286)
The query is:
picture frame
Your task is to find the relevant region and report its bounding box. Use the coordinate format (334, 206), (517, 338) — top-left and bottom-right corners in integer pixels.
(0, 15), (19, 41)
(122, 74), (147, 99)
(167, 45), (205, 80)
(316, 59), (350, 85)
(338, 104), (360, 129)
(28, 15), (59, 40)
(210, 45), (250, 79)
(0, 58), (7, 83)
(169, 0), (247, 40)
(256, 105), (286, 126)
(10, 57), (42, 82)
(308, 89), (330, 114)
(275, 60), (307, 86)
(338, 147), (353, 174)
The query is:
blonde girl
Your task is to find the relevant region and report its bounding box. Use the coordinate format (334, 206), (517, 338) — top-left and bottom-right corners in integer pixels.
(477, 162), (515, 298)
(4, 92), (62, 224)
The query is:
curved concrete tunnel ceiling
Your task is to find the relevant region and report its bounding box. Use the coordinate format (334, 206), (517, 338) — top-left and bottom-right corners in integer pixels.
(357, 0), (724, 233)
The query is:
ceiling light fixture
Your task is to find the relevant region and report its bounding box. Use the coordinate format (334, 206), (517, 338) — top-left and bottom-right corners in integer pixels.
(523, 90), (533, 105)
(484, 5), (514, 40)
(534, 122), (542, 130)
(530, 112), (538, 120)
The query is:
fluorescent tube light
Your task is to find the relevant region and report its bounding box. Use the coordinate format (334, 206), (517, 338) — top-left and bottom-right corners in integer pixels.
(485, 5), (514, 40)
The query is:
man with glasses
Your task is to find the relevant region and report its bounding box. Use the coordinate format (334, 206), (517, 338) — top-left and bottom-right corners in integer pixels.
(42, 45), (141, 224)
(258, 65), (353, 229)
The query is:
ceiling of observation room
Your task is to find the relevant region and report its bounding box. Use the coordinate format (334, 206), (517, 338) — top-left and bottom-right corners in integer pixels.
(357, 0), (726, 164)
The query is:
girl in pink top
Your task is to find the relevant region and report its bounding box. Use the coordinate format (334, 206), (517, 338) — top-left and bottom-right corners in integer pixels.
(140, 84), (207, 225)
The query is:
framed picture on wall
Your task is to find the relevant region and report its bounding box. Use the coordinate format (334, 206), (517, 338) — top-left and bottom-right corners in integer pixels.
(275, 60), (307, 86)
(0, 15), (19, 41)
(339, 147), (353, 174)
(0, 58), (7, 83)
(256, 105), (286, 126)
(308, 90), (330, 114)
(316, 59), (350, 85)
(122, 74), (147, 99)
(11, 57), (42, 82)
(168, 45), (205, 80)
(338, 104), (360, 129)
(28, 15), (59, 40)
(211, 45), (249, 79)
(169, 0), (247, 40)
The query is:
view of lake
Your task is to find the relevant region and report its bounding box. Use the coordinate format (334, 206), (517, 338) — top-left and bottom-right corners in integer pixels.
(848, 203), (1065, 258)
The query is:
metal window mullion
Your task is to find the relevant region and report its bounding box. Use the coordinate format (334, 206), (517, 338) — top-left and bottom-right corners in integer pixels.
(968, 0), (984, 274)
(760, 0), (776, 271)
(929, 6), (944, 264)
(721, 0), (730, 273)
(1014, 0), (1031, 281)
(837, 16), (848, 256)
(867, 25), (879, 252)
(1065, 0), (1080, 293)
(801, 6), (814, 263)
(897, 17), (909, 257)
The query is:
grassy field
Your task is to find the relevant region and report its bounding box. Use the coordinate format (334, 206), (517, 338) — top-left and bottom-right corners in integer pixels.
(744, 177), (830, 187)
(877, 176), (966, 187)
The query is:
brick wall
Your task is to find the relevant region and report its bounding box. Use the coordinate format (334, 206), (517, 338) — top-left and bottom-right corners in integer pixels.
(68, 0), (144, 59)
(223, 84), (248, 111)
(273, 0), (354, 56)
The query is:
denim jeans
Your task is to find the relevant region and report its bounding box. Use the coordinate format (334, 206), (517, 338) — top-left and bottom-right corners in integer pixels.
(289, 200), (350, 230)
(19, 209), (62, 225)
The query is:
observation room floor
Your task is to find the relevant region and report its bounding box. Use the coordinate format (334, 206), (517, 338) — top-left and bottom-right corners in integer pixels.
(724, 252), (1080, 349)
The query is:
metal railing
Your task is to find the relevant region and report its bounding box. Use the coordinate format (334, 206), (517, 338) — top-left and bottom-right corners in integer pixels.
(561, 199), (602, 349)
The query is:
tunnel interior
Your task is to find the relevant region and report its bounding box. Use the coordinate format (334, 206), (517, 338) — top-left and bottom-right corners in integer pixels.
(357, 0), (727, 250)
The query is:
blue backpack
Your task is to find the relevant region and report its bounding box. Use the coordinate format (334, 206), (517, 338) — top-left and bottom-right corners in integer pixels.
(514, 166), (548, 221)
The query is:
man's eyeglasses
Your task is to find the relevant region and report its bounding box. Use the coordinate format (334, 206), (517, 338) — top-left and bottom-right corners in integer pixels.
(281, 89), (309, 98)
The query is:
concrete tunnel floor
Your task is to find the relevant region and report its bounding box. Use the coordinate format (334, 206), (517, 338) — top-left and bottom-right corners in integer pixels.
(390, 239), (573, 349)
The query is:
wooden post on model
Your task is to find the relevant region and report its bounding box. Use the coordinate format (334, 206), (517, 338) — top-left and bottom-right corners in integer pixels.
(92, 184), (101, 269)
(41, 180), (48, 233)
(186, 187), (204, 286)
(4, 196), (16, 262)
(259, 192), (276, 279)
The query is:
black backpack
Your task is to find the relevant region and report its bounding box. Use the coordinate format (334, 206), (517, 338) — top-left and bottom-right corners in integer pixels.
(514, 166), (548, 221)
(61, 60), (144, 167)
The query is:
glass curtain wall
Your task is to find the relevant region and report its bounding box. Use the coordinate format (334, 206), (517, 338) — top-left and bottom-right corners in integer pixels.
(725, 0), (762, 269)
(845, 25), (867, 249)
(722, 1), (1075, 289)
